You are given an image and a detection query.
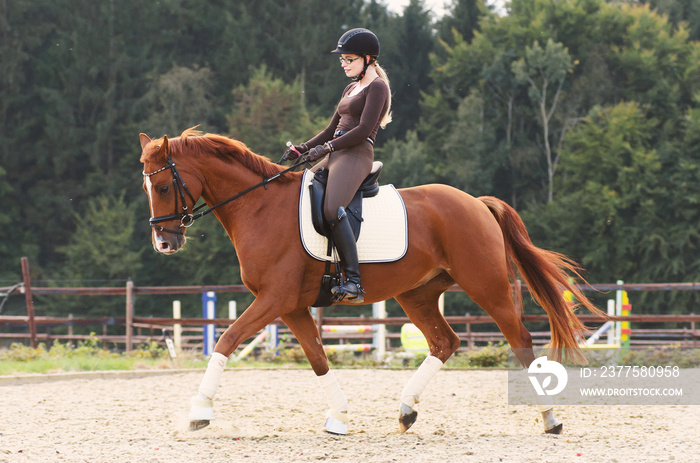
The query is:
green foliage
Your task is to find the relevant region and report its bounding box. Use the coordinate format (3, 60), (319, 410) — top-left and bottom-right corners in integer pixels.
(460, 342), (511, 367)
(143, 65), (216, 136)
(0, 335), (174, 375)
(620, 344), (700, 368)
(57, 194), (143, 281)
(375, 130), (436, 188)
(227, 66), (325, 158)
(524, 102), (661, 280)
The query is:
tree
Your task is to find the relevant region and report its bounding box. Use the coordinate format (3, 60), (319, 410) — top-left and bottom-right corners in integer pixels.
(436, 0), (489, 45)
(512, 39), (574, 203)
(227, 66), (326, 158)
(524, 102), (662, 281)
(375, 130), (434, 188)
(381, 0), (435, 140)
(56, 194), (143, 316)
(637, 0), (700, 40)
(143, 65), (216, 136)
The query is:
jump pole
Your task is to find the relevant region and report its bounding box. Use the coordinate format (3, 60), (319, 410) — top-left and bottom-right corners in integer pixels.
(321, 301), (387, 357)
(234, 330), (268, 361)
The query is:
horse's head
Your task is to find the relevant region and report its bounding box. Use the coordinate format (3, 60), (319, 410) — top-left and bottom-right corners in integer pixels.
(140, 133), (202, 254)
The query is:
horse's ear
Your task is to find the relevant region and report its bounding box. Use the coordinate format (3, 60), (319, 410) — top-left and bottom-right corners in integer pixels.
(139, 133), (151, 149)
(160, 135), (169, 155)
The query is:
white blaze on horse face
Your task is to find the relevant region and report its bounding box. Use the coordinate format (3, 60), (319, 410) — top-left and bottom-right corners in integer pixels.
(144, 175), (160, 248)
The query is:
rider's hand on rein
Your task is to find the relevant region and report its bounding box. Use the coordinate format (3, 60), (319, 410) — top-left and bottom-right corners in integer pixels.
(307, 143), (332, 162)
(281, 143), (309, 162)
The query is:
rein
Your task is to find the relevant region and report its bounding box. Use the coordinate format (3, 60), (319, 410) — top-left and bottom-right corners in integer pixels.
(143, 155), (309, 235)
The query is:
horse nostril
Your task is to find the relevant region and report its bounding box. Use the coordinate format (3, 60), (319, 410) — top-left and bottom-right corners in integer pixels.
(160, 242), (170, 251)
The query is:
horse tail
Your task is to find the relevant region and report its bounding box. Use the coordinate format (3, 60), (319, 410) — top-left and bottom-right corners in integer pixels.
(479, 196), (607, 364)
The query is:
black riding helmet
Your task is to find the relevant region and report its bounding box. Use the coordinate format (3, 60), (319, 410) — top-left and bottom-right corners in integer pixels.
(331, 28), (380, 81)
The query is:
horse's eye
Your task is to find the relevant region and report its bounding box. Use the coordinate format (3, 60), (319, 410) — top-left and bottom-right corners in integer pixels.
(158, 185), (170, 195)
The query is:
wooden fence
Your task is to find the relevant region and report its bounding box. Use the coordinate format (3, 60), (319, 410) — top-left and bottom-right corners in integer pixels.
(1, 258), (699, 352)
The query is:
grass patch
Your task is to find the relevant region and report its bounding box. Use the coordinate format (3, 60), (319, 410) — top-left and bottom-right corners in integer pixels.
(0, 334), (208, 375)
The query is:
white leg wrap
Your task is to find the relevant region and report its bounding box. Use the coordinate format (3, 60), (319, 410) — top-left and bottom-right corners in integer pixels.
(198, 352), (228, 399)
(535, 392), (554, 413)
(400, 355), (443, 409)
(318, 369), (348, 413)
(317, 370), (349, 434)
(189, 353), (228, 421)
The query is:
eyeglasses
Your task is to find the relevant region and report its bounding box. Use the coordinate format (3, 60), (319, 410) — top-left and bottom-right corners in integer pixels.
(339, 56), (361, 65)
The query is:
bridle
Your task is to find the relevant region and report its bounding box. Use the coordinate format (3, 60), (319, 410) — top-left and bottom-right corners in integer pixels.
(143, 154), (308, 235)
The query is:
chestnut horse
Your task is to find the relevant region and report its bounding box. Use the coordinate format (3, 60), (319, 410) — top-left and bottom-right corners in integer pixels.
(140, 128), (604, 436)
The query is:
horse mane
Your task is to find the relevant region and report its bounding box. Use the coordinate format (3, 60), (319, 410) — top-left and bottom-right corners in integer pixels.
(165, 128), (294, 183)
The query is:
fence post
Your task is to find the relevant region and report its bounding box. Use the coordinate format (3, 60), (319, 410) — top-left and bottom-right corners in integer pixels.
(125, 280), (134, 352)
(68, 313), (74, 347)
(20, 257), (38, 348)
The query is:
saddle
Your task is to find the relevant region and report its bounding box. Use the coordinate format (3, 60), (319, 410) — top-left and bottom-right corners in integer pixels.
(309, 161), (383, 307)
(309, 161), (383, 240)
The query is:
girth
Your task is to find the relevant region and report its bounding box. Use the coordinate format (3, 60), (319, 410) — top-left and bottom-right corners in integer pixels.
(309, 161), (382, 240)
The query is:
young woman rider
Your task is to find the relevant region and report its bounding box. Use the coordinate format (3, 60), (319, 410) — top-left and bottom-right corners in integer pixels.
(284, 28), (392, 304)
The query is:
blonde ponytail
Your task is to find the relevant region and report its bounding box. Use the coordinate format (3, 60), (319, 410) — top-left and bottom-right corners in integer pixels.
(374, 63), (392, 129)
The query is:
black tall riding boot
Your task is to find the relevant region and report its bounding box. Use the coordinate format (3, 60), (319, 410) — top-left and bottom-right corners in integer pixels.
(329, 207), (364, 303)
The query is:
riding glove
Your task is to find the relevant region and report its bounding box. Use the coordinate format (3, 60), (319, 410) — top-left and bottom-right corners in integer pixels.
(282, 143), (309, 161)
(307, 143), (333, 161)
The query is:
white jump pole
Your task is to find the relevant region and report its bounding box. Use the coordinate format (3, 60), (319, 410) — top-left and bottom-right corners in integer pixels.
(438, 293), (445, 315)
(173, 300), (182, 352)
(372, 300), (387, 360)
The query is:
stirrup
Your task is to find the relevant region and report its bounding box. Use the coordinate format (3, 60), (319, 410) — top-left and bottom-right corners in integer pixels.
(331, 281), (365, 303)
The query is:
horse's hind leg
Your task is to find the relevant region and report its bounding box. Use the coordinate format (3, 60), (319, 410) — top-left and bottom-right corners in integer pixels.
(281, 307), (349, 435)
(394, 274), (460, 432)
(454, 264), (563, 434)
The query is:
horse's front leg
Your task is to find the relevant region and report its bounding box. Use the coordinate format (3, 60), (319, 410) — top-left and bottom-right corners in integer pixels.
(188, 296), (286, 431)
(281, 307), (349, 435)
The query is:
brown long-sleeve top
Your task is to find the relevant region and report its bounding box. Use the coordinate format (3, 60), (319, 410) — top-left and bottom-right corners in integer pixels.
(304, 77), (390, 151)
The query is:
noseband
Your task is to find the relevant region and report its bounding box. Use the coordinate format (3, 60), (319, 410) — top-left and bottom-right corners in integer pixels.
(144, 154), (309, 235)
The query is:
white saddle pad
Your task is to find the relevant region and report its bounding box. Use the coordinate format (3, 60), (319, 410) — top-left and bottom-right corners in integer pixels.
(298, 169), (408, 263)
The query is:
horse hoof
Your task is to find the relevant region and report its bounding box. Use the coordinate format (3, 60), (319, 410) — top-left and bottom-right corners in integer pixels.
(545, 423), (563, 435)
(399, 403), (418, 433)
(189, 420), (211, 431)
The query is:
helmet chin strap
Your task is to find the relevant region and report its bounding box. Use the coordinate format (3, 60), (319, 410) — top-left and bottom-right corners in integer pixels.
(352, 56), (375, 82)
